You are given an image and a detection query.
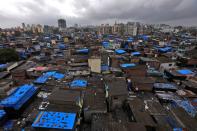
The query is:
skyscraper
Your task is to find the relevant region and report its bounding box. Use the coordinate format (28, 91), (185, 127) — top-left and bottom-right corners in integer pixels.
(58, 19), (66, 30)
(22, 23), (26, 30)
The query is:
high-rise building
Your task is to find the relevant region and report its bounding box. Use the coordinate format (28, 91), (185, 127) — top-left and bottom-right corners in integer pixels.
(26, 24), (31, 31)
(58, 19), (66, 30)
(44, 25), (52, 34)
(22, 23), (26, 30)
(112, 22), (124, 35)
(36, 24), (44, 33)
(32, 24), (36, 33)
(124, 22), (138, 36)
(74, 24), (78, 28)
(99, 24), (112, 34)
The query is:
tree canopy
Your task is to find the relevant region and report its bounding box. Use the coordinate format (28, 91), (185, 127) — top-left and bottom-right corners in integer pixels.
(0, 48), (19, 63)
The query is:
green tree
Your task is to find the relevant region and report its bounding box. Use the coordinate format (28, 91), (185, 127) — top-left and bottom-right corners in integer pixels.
(0, 48), (19, 63)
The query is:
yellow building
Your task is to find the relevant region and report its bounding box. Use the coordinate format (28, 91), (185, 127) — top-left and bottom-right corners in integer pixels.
(64, 37), (69, 43)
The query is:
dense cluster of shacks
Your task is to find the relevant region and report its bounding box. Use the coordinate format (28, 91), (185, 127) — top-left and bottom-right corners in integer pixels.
(0, 31), (197, 131)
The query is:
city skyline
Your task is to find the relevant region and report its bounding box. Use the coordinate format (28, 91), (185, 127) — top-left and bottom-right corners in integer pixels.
(0, 0), (197, 28)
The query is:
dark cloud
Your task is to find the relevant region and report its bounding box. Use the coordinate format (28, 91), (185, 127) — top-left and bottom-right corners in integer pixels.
(0, 0), (197, 28)
(81, 0), (197, 23)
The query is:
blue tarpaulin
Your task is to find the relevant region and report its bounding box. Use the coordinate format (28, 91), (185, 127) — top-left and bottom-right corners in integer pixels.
(127, 39), (133, 42)
(124, 44), (129, 49)
(173, 100), (196, 117)
(53, 73), (65, 80)
(34, 75), (48, 84)
(131, 52), (141, 56)
(115, 38), (123, 42)
(34, 71), (65, 84)
(0, 64), (7, 69)
(70, 79), (87, 88)
(56, 34), (62, 40)
(102, 41), (110, 48)
(177, 69), (193, 75)
(115, 49), (126, 54)
(192, 98), (197, 103)
(173, 128), (183, 131)
(76, 48), (89, 54)
(139, 35), (149, 41)
(0, 84), (38, 110)
(18, 52), (27, 59)
(164, 116), (180, 128)
(0, 110), (6, 119)
(45, 71), (56, 76)
(3, 120), (14, 130)
(32, 111), (76, 130)
(191, 99), (197, 109)
(120, 63), (136, 68)
(27, 48), (34, 53)
(143, 35), (149, 41)
(33, 71), (55, 84)
(108, 35), (113, 38)
(101, 65), (109, 71)
(127, 37), (133, 42)
(154, 83), (177, 91)
(158, 47), (172, 53)
(58, 43), (66, 49)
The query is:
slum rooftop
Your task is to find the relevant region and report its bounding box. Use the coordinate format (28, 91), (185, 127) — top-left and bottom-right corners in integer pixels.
(0, 27), (197, 131)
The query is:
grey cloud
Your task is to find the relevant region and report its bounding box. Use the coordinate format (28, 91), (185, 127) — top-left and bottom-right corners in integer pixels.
(0, 0), (197, 28)
(81, 0), (197, 22)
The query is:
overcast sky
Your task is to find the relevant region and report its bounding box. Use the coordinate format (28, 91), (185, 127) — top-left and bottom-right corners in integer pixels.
(0, 0), (197, 28)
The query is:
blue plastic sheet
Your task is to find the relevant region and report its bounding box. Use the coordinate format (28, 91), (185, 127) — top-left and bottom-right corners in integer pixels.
(0, 84), (38, 110)
(127, 37), (133, 42)
(120, 63), (136, 68)
(0, 84), (33, 105)
(53, 73), (65, 80)
(101, 65), (109, 71)
(139, 35), (149, 41)
(102, 41), (110, 48)
(143, 35), (149, 41)
(158, 47), (172, 53)
(124, 44), (129, 49)
(164, 116), (179, 128)
(45, 71), (56, 77)
(177, 69), (193, 75)
(32, 111), (76, 130)
(108, 35), (113, 38)
(34, 71), (57, 84)
(115, 38), (123, 42)
(192, 98), (197, 109)
(154, 83), (177, 90)
(173, 128), (183, 131)
(18, 51), (27, 59)
(131, 52), (141, 56)
(58, 43), (66, 49)
(34, 75), (48, 84)
(76, 48), (89, 53)
(0, 110), (6, 119)
(0, 64), (7, 69)
(115, 49), (126, 54)
(173, 100), (196, 117)
(192, 98), (197, 103)
(3, 120), (14, 130)
(70, 79), (87, 88)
